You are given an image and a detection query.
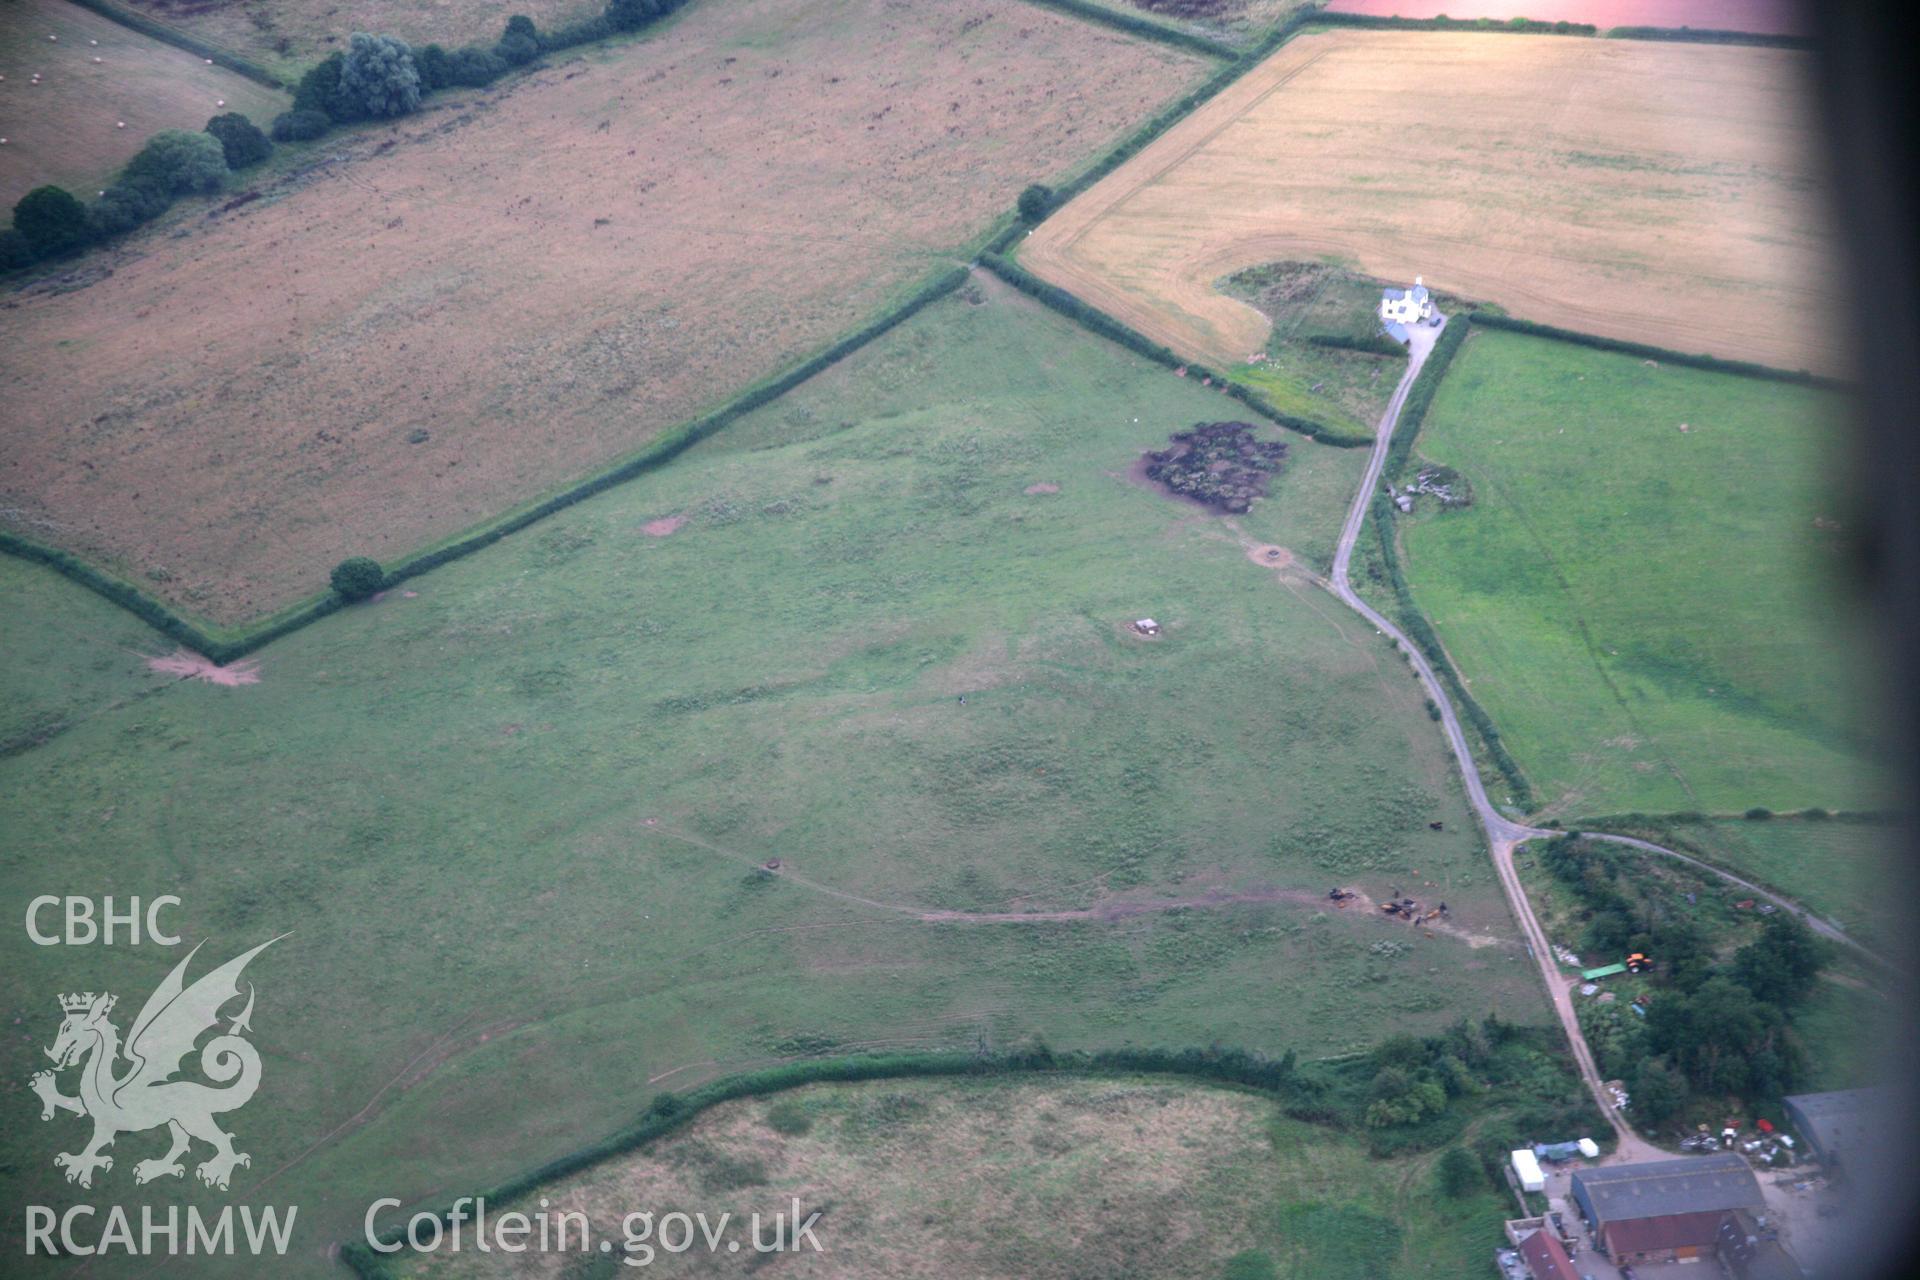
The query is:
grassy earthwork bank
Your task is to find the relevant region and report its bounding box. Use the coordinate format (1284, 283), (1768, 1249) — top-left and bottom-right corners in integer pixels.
(0, 279), (1549, 1272)
(1386, 325), (1882, 818)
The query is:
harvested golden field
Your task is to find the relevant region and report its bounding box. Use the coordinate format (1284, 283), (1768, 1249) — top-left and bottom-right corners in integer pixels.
(0, 0), (288, 206)
(1024, 29), (1841, 375)
(0, 0), (1204, 622)
(122, 0), (603, 79)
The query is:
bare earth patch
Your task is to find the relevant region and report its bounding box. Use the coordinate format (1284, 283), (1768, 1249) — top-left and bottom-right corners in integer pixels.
(1024, 30), (1839, 375)
(1024, 482), (1061, 495)
(0, 0), (1204, 622)
(641, 514), (686, 537)
(145, 648), (260, 686)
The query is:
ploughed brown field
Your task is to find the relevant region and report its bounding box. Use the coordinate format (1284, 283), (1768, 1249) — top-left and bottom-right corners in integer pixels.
(0, 0), (1204, 622)
(1022, 28), (1840, 376)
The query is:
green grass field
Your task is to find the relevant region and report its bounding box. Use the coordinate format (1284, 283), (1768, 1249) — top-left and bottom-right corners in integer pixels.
(393, 1074), (1520, 1279)
(0, 276), (1546, 1269)
(1395, 327), (1883, 818)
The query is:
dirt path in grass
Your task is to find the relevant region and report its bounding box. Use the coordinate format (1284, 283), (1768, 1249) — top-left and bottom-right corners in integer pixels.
(639, 821), (1501, 944)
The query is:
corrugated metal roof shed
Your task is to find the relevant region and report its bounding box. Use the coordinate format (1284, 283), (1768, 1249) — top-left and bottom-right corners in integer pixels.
(1572, 1153), (1764, 1225)
(1783, 1087), (1895, 1167)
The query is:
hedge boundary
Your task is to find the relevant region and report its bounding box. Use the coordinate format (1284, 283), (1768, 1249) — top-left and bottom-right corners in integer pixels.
(336, 1046), (1307, 1277)
(981, 253), (1372, 447)
(1468, 312), (1841, 389)
(64, 0), (287, 88)
(1016, 0), (1241, 60)
(1364, 315), (1537, 811)
(1313, 13), (1595, 36)
(1603, 25), (1815, 50)
(1363, 307), (1853, 817)
(0, 265), (970, 664)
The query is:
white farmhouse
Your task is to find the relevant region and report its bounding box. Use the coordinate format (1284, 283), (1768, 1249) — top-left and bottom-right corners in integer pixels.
(1378, 276), (1435, 345)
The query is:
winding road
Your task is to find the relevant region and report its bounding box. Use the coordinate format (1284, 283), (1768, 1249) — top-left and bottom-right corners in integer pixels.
(1319, 314), (1885, 1160)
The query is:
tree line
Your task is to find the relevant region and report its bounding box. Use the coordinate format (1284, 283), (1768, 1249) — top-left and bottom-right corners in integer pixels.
(1540, 832), (1832, 1131)
(3, 4), (694, 272)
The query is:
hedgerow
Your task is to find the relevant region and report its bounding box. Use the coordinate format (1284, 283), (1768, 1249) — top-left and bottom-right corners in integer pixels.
(1017, 0), (1241, 60)
(338, 1045), (1309, 1276)
(1314, 13), (1596, 36)
(0, 267), (969, 661)
(1370, 486), (1537, 811)
(1365, 314), (1536, 808)
(1604, 26), (1814, 50)
(1468, 312), (1839, 388)
(66, 0), (285, 88)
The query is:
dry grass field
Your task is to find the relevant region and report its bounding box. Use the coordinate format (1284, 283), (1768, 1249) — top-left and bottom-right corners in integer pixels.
(121, 0), (604, 79)
(1023, 28), (1840, 374)
(393, 1076), (1517, 1279)
(0, 0), (1204, 622)
(0, 0), (288, 206)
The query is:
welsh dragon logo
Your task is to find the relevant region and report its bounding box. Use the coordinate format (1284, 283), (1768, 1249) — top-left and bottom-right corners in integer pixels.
(29, 937), (282, 1191)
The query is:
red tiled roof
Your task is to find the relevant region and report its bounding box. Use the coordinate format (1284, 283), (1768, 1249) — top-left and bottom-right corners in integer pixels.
(1519, 1228), (1581, 1280)
(1603, 1210), (1733, 1256)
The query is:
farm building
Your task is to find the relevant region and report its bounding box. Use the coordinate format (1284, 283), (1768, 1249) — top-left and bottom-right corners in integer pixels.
(1517, 1227), (1580, 1280)
(1782, 1087), (1894, 1172)
(1570, 1152), (1766, 1264)
(1379, 275), (1436, 344)
(1718, 1211), (1807, 1280)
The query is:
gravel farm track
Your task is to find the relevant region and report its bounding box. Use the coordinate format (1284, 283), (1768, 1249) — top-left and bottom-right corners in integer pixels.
(1323, 315), (1889, 1161)
(1022, 27), (1841, 376)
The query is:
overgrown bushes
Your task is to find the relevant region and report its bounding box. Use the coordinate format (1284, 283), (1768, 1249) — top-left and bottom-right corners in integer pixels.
(329, 557), (387, 601)
(1017, 183), (1056, 222)
(270, 109), (331, 143)
(206, 113), (273, 169)
(124, 130), (229, 196)
(979, 254), (1370, 447)
(12, 187), (91, 259)
(339, 33), (423, 119)
(1143, 421), (1288, 512)
(1536, 833), (1831, 1126)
